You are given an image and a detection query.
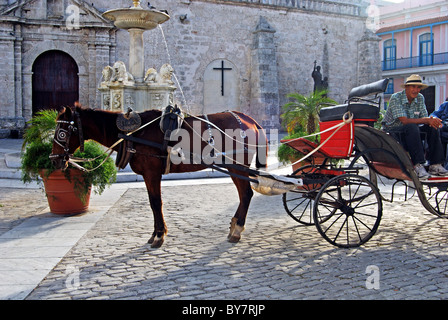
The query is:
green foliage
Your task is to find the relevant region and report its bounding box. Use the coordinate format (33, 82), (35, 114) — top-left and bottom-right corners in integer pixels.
(22, 110), (58, 149)
(20, 141), (55, 183)
(73, 141), (117, 197)
(375, 109), (385, 130)
(281, 89), (337, 135)
(277, 130), (308, 164)
(278, 90), (338, 164)
(20, 109), (117, 202)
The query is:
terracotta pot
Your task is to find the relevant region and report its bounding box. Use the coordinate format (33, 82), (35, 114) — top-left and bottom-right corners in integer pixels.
(40, 169), (91, 215)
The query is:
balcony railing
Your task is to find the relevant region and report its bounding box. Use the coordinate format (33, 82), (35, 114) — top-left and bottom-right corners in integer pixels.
(382, 52), (448, 71)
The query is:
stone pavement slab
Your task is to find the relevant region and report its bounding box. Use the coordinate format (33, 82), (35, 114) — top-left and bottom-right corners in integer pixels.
(22, 181), (448, 300)
(0, 184), (129, 300)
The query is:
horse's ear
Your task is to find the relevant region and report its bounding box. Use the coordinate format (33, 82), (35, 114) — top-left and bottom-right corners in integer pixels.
(57, 106), (66, 116)
(74, 101), (82, 111)
(63, 106), (73, 119)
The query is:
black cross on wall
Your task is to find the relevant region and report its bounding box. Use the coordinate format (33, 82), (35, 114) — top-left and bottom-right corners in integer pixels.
(213, 60), (232, 96)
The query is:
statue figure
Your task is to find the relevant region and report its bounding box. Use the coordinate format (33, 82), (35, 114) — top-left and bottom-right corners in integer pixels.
(312, 60), (323, 92)
(102, 66), (113, 83)
(144, 63), (174, 85)
(101, 62), (134, 85)
(100, 66), (113, 87)
(144, 67), (158, 83)
(111, 61), (134, 83)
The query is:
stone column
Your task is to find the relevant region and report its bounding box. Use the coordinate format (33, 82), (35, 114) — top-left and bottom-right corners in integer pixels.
(129, 28), (145, 82)
(250, 16), (280, 129)
(357, 30), (381, 86)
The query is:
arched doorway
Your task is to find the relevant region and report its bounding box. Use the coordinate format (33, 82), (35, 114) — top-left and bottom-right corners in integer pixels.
(32, 50), (79, 114)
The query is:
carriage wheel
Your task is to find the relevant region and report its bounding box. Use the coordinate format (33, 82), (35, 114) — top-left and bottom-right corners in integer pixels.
(348, 151), (378, 188)
(313, 174), (383, 248)
(282, 165), (326, 226)
(422, 184), (448, 217)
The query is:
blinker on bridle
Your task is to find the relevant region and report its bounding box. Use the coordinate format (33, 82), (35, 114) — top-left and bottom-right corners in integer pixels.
(49, 110), (84, 166)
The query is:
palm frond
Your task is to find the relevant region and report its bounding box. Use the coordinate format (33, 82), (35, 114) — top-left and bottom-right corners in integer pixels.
(281, 89), (337, 135)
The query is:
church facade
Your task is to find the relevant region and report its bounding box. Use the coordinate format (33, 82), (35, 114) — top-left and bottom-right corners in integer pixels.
(0, 0), (380, 137)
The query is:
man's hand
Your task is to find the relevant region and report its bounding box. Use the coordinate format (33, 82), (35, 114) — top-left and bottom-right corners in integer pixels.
(427, 116), (443, 130)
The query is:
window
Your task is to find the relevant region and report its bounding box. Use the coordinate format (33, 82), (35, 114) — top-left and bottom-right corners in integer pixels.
(383, 39), (396, 70)
(419, 33), (433, 66)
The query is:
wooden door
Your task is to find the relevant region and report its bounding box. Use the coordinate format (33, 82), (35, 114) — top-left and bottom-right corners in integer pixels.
(32, 50), (79, 114)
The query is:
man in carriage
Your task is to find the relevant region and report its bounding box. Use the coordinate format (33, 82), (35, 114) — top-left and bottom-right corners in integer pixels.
(383, 74), (448, 180)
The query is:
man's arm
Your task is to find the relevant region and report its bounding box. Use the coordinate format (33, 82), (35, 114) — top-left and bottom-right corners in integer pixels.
(431, 102), (448, 120)
(398, 116), (442, 129)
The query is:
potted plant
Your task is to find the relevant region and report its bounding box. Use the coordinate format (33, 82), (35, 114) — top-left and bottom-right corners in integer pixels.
(278, 89), (337, 168)
(20, 109), (117, 215)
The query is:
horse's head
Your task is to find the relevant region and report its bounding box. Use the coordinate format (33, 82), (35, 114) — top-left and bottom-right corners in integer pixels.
(50, 106), (84, 170)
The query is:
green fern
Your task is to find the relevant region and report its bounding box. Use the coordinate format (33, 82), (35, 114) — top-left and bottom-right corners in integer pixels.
(22, 110), (58, 149)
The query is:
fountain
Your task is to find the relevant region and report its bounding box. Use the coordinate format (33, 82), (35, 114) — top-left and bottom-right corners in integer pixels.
(99, 1), (176, 112)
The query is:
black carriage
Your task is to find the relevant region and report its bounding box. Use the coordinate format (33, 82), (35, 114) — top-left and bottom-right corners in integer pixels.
(280, 79), (448, 248)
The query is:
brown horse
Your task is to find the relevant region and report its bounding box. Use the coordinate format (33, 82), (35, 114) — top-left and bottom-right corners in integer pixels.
(51, 105), (267, 248)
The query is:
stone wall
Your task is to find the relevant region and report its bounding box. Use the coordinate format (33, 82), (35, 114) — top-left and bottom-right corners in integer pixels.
(0, 0), (379, 135)
(130, 0), (375, 128)
(0, 0), (115, 137)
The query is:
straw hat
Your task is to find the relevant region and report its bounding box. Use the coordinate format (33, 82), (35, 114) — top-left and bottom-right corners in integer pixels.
(401, 74), (429, 89)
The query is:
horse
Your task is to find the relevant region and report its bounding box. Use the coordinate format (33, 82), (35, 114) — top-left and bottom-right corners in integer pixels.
(51, 104), (268, 248)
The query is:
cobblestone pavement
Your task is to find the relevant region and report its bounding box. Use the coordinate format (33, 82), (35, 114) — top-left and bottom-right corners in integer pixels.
(14, 181), (448, 300)
(0, 188), (47, 236)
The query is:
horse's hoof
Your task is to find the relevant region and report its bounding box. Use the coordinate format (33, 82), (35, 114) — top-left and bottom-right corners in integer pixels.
(149, 234), (164, 248)
(150, 238), (164, 248)
(228, 235), (241, 243)
(228, 217), (244, 243)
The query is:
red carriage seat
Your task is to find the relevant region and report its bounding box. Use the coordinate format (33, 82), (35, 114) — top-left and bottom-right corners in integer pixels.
(318, 102), (380, 158)
(281, 118), (355, 160)
(319, 117), (354, 158)
(282, 79), (387, 161)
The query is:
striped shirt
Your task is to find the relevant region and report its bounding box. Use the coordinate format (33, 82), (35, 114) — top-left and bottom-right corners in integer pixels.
(383, 90), (427, 130)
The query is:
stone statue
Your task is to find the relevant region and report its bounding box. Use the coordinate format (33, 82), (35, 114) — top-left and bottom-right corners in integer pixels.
(144, 63), (174, 85)
(101, 61), (134, 85)
(111, 61), (134, 83)
(312, 60), (323, 92)
(102, 66), (113, 83)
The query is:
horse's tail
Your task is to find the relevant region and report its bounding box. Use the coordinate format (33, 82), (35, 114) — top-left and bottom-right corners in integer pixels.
(255, 123), (268, 170)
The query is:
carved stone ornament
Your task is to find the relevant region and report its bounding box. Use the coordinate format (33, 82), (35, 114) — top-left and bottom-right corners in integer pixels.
(101, 61), (135, 85)
(144, 63), (174, 85)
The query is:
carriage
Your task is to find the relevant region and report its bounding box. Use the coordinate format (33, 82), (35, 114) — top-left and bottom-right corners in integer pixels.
(51, 79), (448, 249)
(280, 78), (448, 248)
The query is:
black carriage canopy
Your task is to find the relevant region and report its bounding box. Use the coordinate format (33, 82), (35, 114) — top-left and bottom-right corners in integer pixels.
(354, 125), (416, 181)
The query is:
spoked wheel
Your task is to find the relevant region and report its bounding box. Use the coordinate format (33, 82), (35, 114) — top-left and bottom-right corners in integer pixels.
(282, 165), (328, 226)
(283, 190), (318, 225)
(313, 174), (383, 248)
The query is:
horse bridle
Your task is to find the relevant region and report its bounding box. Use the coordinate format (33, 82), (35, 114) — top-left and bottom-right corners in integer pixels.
(49, 110), (84, 164)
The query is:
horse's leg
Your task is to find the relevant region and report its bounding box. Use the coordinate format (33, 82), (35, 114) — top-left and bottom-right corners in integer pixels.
(227, 173), (254, 243)
(143, 173), (167, 248)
